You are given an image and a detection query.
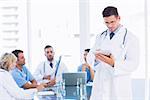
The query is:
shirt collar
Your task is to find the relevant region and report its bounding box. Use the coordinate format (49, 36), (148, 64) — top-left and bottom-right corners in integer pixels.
(108, 24), (122, 34)
(46, 59), (56, 65)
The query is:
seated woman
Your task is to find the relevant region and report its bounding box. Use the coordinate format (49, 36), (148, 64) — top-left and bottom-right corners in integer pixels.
(0, 53), (44, 100)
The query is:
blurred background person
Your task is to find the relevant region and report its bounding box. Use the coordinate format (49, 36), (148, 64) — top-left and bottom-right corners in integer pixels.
(78, 49), (99, 83)
(34, 45), (68, 85)
(0, 53), (44, 100)
(11, 49), (46, 89)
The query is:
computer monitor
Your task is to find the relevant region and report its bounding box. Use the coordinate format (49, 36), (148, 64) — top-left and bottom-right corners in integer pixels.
(62, 72), (87, 86)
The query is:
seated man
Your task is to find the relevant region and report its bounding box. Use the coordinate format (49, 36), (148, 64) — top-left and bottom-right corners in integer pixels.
(34, 45), (68, 85)
(11, 49), (46, 89)
(78, 49), (98, 83)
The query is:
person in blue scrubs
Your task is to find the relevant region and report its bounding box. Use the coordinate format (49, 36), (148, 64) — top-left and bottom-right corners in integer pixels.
(78, 49), (98, 83)
(11, 49), (45, 89)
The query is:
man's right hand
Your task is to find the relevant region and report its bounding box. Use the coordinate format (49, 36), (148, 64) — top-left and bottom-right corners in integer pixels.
(95, 52), (114, 67)
(47, 78), (56, 87)
(43, 75), (51, 80)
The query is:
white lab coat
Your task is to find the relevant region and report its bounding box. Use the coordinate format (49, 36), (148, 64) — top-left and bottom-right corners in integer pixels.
(34, 59), (68, 83)
(0, 69), (37, 100)
(88, 26), (139, 100)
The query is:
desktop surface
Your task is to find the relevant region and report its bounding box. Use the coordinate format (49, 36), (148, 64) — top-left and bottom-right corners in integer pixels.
(35, 84), (92, 100)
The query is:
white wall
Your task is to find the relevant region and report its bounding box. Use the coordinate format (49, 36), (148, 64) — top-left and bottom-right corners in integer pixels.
(0, 0), (29, 66)
(29, 0), (80, 72)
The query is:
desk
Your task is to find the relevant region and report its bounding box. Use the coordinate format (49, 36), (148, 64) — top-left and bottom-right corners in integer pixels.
(34, 84), (92, 100)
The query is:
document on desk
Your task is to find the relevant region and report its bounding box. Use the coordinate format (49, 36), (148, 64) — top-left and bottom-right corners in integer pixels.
(37, 91), (55, 96)
(54, 56), (62, 77)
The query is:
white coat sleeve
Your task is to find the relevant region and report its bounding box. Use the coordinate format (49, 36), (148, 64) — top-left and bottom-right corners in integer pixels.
(33, 63), (44, 82)
(114, 34), (139, 75)
(87, 34), (101, 67)
(4, 72), (37, 99)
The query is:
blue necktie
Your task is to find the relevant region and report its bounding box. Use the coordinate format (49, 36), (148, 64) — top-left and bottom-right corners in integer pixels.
(50, 63), (53, 68)
(110, 32), (115, 40)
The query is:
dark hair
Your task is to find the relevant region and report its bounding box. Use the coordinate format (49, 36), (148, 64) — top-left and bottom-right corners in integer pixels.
(102, 6), (119, 17)
(12, 50), (23, 58)
(44, 45), (53, 50)
(84, 49), (90, 53)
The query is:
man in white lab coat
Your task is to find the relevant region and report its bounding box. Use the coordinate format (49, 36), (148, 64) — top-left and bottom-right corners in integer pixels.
(34, 45), (68, 85)
(88, 6), (139, 100)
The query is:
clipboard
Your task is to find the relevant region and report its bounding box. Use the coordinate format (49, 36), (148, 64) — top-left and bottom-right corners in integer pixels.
(54, 56), (62, 77)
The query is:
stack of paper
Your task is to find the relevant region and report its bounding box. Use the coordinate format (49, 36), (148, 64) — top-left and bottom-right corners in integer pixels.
(37, 91), (55, 96)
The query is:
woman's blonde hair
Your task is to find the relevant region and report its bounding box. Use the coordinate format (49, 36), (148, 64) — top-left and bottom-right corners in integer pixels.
(0, 53), (17, 71)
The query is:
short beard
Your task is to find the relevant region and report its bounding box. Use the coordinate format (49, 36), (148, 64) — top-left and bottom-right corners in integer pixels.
(48, 58), (53, 62)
